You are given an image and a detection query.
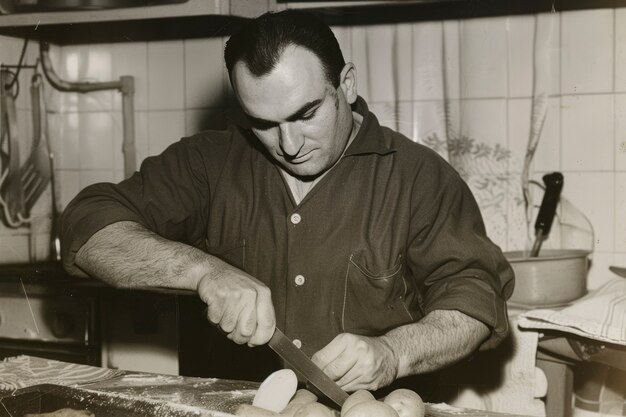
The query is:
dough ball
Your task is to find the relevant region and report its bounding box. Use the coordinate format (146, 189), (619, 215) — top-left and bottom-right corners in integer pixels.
(343, 400), (399, 417)
(281, 389), (319, 417)
(253, 369), (298, 413)
(293, 402), (335, 417)
(340, 390), (375, 417)
(383, 389), (425, 417)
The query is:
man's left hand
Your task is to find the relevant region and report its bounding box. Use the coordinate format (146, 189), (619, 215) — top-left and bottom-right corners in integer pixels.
(311, 333), (398, 392)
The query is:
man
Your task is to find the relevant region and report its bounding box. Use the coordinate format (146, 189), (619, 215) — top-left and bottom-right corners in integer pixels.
(60, 10), (514, 393)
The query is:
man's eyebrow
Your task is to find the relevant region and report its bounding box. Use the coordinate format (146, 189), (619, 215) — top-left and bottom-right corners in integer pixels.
(246, 99), (323, 126)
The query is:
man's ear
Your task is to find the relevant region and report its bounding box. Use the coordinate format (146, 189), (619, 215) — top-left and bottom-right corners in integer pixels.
(339, 63), (357, 104)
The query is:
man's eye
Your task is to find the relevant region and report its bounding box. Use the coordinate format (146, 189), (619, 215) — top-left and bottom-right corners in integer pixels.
(250, 119), (277, 131)
(300, 111), (316, 121)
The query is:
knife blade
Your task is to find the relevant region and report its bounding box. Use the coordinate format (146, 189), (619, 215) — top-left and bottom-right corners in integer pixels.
(268, 328), (349, 408)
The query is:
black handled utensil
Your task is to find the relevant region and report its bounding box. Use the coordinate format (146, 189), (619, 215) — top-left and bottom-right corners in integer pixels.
(530, 172), (564, 257)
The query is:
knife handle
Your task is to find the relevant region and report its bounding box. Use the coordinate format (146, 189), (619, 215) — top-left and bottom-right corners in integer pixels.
(534, 172), (564, 237)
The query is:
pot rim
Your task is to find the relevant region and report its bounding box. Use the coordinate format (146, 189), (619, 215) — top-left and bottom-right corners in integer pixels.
(504, 249), (591, 262)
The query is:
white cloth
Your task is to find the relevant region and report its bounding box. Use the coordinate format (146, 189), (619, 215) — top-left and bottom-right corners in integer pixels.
(518, 278), (626, 345)
(439, 315), (547, 416)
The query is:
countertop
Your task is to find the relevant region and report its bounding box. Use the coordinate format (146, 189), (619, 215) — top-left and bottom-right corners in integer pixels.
(0, 355), (535, 417)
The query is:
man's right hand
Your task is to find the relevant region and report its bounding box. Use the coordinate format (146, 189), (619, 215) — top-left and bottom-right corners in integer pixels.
(196, 267), (276, 346)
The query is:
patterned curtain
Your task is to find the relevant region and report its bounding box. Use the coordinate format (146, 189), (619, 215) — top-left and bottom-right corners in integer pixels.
(332, 12), (592, 256)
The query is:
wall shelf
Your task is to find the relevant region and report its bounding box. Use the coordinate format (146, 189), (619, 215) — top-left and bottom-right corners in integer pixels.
(0, 0), (625, 44)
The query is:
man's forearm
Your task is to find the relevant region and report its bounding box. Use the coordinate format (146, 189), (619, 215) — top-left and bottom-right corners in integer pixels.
(75, 220), (229, 290)
(382, 310), (490, 378)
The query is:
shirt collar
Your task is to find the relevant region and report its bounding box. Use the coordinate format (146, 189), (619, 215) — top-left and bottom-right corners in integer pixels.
(343, 96), (397, 157)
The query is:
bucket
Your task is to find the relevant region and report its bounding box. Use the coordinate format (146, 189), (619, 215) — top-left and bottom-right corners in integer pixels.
(505, 249), (590, 308)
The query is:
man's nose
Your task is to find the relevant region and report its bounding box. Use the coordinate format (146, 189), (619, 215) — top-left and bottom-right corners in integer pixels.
(278, 123), (303, 157)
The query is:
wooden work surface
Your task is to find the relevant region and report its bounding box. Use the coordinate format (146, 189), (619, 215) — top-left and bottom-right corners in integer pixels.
(0, 356), (533, 417)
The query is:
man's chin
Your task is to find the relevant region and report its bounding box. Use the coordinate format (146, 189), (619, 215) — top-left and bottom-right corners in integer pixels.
(283, 163), (326, 180)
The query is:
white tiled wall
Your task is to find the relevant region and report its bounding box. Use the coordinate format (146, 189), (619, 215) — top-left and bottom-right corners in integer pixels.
(0, 7), (625, 288)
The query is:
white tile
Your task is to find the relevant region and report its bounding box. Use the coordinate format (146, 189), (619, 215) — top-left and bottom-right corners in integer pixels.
(459, 17), (508, 98)
(16, 110), (33, 164)
(587, 252), (617, 290)
(0, 35), (23, 64)
(509, 14), (560, 98)
(148, 41), (185, 110)
(442, 20), (460, 100)
(508, 97), (561, 173)
(57, 170), (80, 210)
(363, 25), (398, 103)
(508, 98), (532, 172)
(561, 94), (614, 171)
(561, 9), (614, 94)
(506, 181), (531, 252)
(413, 100), (448, 158)
(78, 112), (114, 170)
(40, 45), (63, 114)
(15, 67), (31, 111)
(616, 9), (626, 92)
(507, 15), (534, 98)
(396, 24), (413, 102)
(184, 108), (230, 136)
(535, 97), (562, 172)
(79, 170), (115, 189)
(147, 111), (186, 156)
(113, 111), (149, 174)
(113, 42), (149, 111)
(331, 26), (352, 62)
(369, 101), (413, 139)
(614, 253), (626, 272)
(615, 94), (626, 171)
(56, 113), (80, 170)
(0, 234), (30, 263)
(77, 44), (115, 112)
(616, 173), (626, 252)
(184, 38), (226, 110)
(561, 172), (614, 253)
(458, 99), (508, 147)
(350, 27), (370, 102)
(412, 21), (444, 101)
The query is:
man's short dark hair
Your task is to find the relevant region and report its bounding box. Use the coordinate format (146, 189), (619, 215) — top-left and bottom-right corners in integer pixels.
(224, 10), (346, 88)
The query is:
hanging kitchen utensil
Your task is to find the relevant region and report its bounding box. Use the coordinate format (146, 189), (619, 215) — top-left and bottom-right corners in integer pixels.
(20, 72), (52, 216)
(0, 68), (26, 226)
(530, 172), (564, 257)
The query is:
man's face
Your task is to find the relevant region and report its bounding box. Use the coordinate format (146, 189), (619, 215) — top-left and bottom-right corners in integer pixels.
(231, 45), (357, 178)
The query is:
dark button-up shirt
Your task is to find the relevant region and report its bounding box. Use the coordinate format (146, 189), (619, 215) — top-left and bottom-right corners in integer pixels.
(61, 98), (514, 357)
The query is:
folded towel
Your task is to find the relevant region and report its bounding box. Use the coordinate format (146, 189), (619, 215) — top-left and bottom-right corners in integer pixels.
(0, 355), (123, 392)
(517, 278), (626, 345)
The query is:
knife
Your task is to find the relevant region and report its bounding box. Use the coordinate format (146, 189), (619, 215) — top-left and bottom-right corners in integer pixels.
(530, 172), (564, 257)
(268, 328), (349, 408)
(140, 287), (350, 407)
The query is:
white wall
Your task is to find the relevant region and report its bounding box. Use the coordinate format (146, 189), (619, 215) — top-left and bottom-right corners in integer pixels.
(0, 9), (624, 290)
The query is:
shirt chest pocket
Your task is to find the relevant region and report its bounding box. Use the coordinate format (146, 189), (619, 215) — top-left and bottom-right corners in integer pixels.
(340, 253), (414, 335)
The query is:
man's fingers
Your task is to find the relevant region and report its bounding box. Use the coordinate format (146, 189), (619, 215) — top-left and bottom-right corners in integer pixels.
(229, 298), (257, 344)
(311, 334), (348, 369)
(248, 287), (275, 346)
(206, 300), (224, 325)
(320, 349), (358, 381)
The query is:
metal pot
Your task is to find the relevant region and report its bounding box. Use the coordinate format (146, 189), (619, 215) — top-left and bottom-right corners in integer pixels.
(505, 249), (591, 307)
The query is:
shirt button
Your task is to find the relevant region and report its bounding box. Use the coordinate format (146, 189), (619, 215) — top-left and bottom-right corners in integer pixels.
(294, 275), (305, 286)
(290, 213), (301, 224)
(293, 339), (302, 349)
